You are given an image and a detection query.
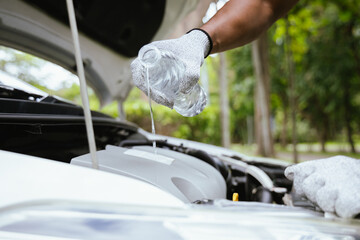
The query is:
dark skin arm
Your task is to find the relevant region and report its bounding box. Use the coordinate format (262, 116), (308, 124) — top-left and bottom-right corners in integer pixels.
(201, 0), (299, 53)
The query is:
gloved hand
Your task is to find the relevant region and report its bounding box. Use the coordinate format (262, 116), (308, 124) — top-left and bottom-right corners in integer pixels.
(285, 156), (360, 218)
(131, 29), (211, 108)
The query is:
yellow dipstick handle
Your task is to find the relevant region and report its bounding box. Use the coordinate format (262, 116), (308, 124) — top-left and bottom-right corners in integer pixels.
(232, 193), (239, 201)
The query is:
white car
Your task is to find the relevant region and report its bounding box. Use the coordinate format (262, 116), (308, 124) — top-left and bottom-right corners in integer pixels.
(0, 0), (359, 239)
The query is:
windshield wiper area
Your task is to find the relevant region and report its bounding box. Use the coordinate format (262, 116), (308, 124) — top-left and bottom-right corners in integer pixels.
(0, 85), (72, 105)
(0, 84), (44, 101)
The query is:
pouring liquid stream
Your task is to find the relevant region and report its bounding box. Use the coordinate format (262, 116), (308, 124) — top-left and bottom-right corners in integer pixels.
(146, 66), (157, 154)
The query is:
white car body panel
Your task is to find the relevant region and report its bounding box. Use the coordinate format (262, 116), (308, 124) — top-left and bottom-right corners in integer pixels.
(0, 150), (184, 208)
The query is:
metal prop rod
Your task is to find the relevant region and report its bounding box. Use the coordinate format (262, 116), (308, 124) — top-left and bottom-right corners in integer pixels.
(66, 0), (99, 169)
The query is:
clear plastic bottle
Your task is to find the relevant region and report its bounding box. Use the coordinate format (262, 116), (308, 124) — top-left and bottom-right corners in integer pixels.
(138, 45), (207, 117)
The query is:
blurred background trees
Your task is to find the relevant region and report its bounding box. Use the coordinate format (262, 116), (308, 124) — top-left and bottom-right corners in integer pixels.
(138, 0), (360, 161)
(1, 0), (359, 162)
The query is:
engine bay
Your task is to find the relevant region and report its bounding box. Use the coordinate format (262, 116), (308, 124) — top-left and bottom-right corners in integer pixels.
(0, 84), (294, 206)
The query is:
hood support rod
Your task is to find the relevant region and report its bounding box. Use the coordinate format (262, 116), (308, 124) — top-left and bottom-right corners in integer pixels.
(66, 0), (99, 169)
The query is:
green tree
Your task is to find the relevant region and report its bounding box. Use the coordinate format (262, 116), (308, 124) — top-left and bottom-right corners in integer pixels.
(227, 45), (255, 144)
(297, 1), (360, 152)
(0, 46), (45, 85)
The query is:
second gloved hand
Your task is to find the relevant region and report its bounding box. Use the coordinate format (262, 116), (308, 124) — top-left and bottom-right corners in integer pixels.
(131, 29), (211, 108)
(285, 156), (360, 218)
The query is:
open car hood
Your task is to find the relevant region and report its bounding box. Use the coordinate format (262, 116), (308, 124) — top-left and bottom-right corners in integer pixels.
(0, 0), (199, 105)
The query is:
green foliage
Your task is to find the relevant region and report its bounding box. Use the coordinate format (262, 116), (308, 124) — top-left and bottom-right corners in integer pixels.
(125, 88), (222, 145)
(0, 46), (45, 84)
(227, 45), (255, 143)
(269, 0), (360, 150)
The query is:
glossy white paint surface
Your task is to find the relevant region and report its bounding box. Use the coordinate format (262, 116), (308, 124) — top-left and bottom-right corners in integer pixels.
(0, 150), (184, 208)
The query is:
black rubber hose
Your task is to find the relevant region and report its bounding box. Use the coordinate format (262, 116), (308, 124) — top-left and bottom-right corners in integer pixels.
(185, 148), (231, 181)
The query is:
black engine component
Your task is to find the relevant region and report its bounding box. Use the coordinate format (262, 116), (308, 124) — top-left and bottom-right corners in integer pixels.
(0, 92), (139, 163)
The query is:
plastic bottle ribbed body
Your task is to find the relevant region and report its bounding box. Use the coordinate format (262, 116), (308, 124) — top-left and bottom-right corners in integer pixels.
(138, 46), (207, 117)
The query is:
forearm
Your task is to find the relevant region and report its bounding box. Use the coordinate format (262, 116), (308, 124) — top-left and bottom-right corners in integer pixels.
(201, 0), (299, 53)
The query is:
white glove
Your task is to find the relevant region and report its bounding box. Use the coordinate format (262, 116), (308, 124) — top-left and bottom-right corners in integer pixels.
(285, 156), (360, 218)
(131, 29), (211, 108)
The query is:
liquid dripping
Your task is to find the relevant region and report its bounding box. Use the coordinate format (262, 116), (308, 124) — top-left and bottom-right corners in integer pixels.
(146, 66), (157, 153)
